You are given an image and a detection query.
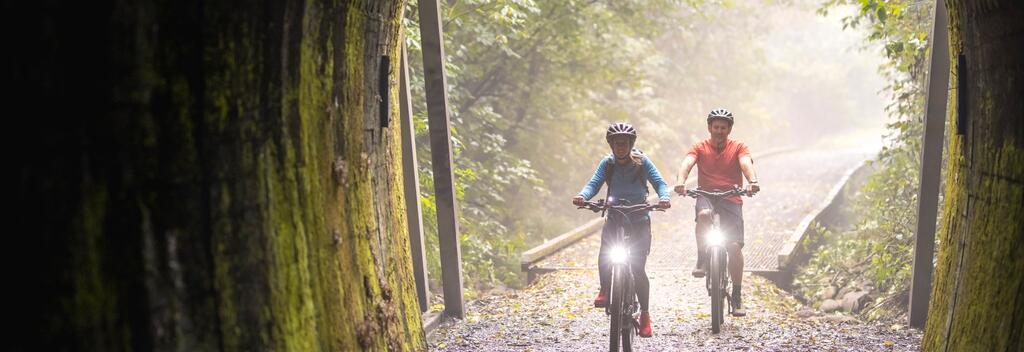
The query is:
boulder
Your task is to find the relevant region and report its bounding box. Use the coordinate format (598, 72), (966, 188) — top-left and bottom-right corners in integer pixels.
(820, 299), (842, 313)
(836, 286), (855, 300)
(841, 291), (871, 313)
(821, 286), (838, 300)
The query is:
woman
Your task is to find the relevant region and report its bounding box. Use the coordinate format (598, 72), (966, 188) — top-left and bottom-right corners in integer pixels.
(572, 122), (671, 338)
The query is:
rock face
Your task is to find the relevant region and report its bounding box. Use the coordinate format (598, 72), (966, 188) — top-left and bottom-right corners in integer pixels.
(842, 291), (871, 313)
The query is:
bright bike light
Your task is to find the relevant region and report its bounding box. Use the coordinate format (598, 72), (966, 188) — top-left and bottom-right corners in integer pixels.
(609, 245), (628, 264)
(706, 229), (725, 246)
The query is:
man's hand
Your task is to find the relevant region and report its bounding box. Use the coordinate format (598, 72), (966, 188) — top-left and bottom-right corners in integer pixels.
(658, 199), (671, 209)
(746, 183), (760, 195)
(572, 195), (585, 206)
(673, 184), (687, 195)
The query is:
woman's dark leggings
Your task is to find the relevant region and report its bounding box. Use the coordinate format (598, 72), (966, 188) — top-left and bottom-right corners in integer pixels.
(598, 218), (652, 312)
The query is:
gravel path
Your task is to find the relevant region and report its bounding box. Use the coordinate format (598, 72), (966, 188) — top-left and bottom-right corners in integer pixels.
(429, 273), (920, 351)
(429, 147), (922, 351)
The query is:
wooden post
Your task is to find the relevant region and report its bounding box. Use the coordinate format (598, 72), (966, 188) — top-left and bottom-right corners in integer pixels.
(417, 0), (465, 319)
(909, 0), (949, 329)
(399, 42), (430, 313)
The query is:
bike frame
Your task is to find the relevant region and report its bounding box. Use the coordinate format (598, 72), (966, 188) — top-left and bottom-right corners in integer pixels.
(578, 199), (661, 352)
(684, 187), (748, 334)
(705, 213), (731, 333)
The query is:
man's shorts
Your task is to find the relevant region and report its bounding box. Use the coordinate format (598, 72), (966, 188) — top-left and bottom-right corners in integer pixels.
(694, 196), (744, 248)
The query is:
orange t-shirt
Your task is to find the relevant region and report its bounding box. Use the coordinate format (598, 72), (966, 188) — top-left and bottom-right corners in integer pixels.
(687, 139), (751, 204)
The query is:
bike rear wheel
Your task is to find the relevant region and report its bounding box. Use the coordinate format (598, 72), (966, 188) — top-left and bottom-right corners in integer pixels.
(709, 248), (725, 334)
(609, 266), (624, 352)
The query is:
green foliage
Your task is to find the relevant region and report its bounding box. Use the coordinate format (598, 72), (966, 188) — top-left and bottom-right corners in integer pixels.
(797, 0), (934, 319)
(403, 0), (856, 291)
(405, 0), (717, 290)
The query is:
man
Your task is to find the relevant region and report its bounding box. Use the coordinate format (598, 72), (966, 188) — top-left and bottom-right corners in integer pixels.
(674, 108), (760, 317)
(573, 122), (671, 337)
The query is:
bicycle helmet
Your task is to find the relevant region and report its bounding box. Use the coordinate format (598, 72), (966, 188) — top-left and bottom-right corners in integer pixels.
(605, 122), (637, 144)
(707, 108), (734, 125)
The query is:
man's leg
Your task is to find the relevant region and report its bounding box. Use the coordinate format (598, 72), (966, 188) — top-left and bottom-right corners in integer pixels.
(722, 202), (746, 316)
(726, 242), (744, 295)
(693, 209), (713, 277)
(726, 242), (746, 316)
(693, 196), (714, 278)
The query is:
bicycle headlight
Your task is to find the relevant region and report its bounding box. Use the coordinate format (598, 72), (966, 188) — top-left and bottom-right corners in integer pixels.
(609, 245), (628, 264)
(707, 229), (725, 246)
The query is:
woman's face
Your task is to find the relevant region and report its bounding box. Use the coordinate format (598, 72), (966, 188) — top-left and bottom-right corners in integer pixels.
(609, 135), (632, 159)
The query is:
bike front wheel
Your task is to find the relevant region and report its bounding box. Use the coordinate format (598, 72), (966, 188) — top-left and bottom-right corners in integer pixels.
(709, 247), (725, 334)
(609, 266), (624, 352)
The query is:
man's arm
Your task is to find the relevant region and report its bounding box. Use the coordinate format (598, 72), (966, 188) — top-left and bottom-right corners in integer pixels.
(675, 155), (697, 187)
(739, 155), (759, 193)
(673, 155), (697, 194)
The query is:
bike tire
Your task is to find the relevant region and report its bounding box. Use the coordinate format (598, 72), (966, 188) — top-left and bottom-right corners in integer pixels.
(622, 281), (635, 352)
(609, 266), (623, 352)
(622, 324), (633, 352)
(709, 248), (724, 334)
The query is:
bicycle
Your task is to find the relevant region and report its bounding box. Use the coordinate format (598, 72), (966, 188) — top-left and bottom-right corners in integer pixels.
(578, 199), (663, 352)
(683, 187), (750, 334)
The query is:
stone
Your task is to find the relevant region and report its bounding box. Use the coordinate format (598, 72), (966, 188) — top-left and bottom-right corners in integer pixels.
(820, 299), (842, 313)
(836, 286), (855, 300)
(821, 286), (838, 300)
(812, 314), (858, 324)
(795, 308), (818, 318)
(841, 291), (871, 313)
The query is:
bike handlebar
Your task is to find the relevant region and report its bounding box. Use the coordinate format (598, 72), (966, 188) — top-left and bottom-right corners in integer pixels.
(683, 187), (750, 199)
(576, 200), (664, 213)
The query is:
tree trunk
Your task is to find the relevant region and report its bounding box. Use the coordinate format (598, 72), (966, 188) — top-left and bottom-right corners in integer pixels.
(923, 1), (1023, 350)
(11, 0), (423, 351)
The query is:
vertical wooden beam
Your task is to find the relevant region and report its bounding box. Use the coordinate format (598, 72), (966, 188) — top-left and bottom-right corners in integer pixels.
(417, 0), (465, 319)
(399, 42), (430, 313)
(909, 0), (949, 329)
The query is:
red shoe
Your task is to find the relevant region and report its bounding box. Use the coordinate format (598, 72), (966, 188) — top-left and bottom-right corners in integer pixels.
(594, 289), (608, 308)
(639, 311), (653, 337)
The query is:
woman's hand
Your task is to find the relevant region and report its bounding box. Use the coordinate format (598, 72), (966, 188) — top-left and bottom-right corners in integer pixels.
(572, 195), (585, 206)
(658, 199), (671, 209)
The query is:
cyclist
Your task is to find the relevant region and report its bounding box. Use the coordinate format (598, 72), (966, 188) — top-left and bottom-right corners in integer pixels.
(572, 122), (671, 338)
(673, 108), (760, 317)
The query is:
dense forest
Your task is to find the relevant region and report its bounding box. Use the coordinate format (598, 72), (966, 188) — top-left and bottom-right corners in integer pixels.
(401, 0), (890, 293)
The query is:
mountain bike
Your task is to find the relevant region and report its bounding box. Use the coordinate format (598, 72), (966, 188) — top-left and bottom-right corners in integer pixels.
(684, 187), (749, 334)
(578, 199), (663, 352)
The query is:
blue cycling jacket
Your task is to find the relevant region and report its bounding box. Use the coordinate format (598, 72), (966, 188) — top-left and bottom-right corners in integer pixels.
(577, 151), (671, 219)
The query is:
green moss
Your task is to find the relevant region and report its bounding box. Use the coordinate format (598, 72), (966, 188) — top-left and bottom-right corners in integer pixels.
(924, 3), (1024, 348)
(70, 182), (123, 350)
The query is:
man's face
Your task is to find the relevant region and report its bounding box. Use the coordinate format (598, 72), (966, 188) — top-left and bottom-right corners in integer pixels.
(707, 119), (732, 143)
(609, 135), (632, 158)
